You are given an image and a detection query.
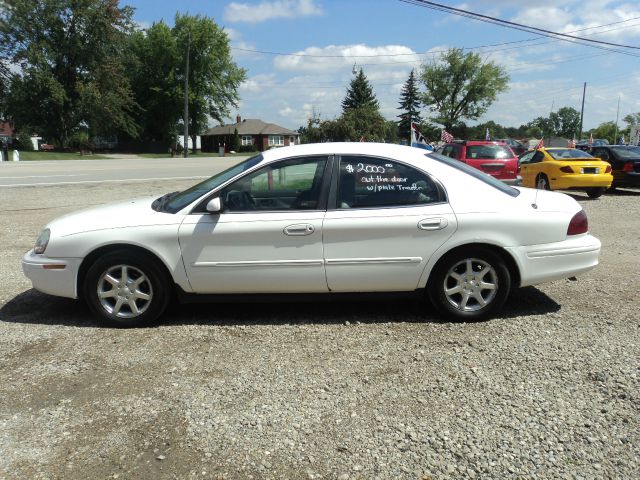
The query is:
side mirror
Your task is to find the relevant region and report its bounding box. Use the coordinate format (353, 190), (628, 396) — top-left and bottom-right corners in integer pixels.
(206, 197), (222, 213)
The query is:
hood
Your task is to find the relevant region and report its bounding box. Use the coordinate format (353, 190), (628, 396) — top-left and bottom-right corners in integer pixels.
(46, 196), (182, 237)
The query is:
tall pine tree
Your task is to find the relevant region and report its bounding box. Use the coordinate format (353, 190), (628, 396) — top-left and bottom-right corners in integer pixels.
(397, 69), (422, 140)
(341, 68), (379, 113)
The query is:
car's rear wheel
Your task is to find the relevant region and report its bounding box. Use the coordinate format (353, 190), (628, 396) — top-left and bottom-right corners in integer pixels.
(536, 174), (551, 191)
(586, 187), (605, 199)
(428, 248), (511, 321)
(84, 251), (170, 327)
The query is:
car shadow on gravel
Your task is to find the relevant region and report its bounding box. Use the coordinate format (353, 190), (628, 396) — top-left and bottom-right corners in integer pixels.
(1, 286), (560, 328)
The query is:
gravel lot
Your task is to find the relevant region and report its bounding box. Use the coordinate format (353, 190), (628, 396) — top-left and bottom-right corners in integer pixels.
(0, 180), (638, 479)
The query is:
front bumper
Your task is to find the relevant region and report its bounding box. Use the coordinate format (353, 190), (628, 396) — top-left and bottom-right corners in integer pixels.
(22, 250), (82, 299)
(505, 234), (601, 287)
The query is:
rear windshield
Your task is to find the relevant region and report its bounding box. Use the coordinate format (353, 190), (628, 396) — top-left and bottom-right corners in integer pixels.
(465, 145), (513, 160)
(547, 149), (594, 160)
(426, 152), (520, 197)
(611, 146), (640, 159)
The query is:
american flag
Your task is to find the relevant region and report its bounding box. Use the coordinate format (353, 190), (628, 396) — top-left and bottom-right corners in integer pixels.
(535, 138), (545, 149)
(589, 132), (593, 145)
(441, 129), (454, 143)
(568, 138), (576, 148)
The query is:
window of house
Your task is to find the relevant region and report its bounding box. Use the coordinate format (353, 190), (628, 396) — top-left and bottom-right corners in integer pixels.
(268, 135), (284, 147)
(337, 156), (443, 209)
(241, 135), (252, 146)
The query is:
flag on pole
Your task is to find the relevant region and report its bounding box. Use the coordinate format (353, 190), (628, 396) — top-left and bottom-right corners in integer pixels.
(568, 137), (576, 148)
(485, 128), (491, 141)
(535, 138), (544, 150)
(359, 136), (365, 142)
(440, 129), (454, 143)
(589, 132), (593, 146)
(411, 123), (433, 151)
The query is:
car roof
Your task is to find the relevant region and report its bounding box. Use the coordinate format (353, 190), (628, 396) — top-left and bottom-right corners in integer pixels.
(260, 142), (429, 162)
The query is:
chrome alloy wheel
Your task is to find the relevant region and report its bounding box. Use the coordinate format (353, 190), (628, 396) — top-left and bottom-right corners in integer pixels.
(443, 258), (498, 312)
(97, 264), (153, 318)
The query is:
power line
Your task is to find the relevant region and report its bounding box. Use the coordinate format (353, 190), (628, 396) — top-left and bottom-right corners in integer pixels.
(399, 0), (640, 50)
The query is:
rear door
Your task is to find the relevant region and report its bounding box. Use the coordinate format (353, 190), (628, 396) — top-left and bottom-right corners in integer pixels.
(323, 155), (457, 292)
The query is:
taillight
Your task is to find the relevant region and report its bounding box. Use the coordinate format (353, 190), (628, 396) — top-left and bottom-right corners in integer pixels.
(567, 210), (588, 236)
(605, 164), (612, 173)
(559, 166), (573, 173)
(623, 161), (633, 172)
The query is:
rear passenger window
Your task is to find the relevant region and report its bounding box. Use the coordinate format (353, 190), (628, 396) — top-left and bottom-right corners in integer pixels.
(337, 156), (443, 209)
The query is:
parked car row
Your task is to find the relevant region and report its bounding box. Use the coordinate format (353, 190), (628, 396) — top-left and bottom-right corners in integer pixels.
(436, 138), (639, 197)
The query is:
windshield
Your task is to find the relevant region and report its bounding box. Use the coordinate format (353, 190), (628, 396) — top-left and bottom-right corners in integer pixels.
(161, 154), (263, 213)
(465, 145), (513, 160)
(547, 149), (594, 160)
(426, 152), (520, 197)
(611, 146), (640, 159)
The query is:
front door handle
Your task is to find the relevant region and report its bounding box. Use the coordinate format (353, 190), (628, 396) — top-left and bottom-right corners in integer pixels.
(284, 224), (315, 236)
(418, 218), (448, 231)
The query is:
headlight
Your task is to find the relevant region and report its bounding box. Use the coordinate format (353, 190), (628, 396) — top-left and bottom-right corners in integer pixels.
(34, 228), (50, 254)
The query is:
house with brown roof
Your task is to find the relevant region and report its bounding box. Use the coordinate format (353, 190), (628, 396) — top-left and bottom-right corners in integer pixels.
(201, 115), (299, 153)
(0, 121), (14, 144)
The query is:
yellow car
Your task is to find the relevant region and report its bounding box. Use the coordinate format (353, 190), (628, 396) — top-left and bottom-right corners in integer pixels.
(518, 147), (613, 198)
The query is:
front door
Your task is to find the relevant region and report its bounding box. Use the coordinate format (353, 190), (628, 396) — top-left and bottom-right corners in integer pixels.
(179, 155), (330, 293)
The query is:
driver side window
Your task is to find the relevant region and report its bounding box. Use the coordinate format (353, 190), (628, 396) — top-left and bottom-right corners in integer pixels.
(220, 156), (328, 212)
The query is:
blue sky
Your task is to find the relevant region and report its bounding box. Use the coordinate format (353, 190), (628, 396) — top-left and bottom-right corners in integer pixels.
(125, 0), (640, 135)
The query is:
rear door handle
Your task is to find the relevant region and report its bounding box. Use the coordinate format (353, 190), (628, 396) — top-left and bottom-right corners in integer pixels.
(284, 224), (315, 236)
(418, 218), (448, 231)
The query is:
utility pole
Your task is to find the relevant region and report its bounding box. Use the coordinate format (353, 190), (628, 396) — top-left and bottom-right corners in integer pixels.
(578, 82), (586, 140)
(183, 30), (191, 158)
(614, 95), (621, 144)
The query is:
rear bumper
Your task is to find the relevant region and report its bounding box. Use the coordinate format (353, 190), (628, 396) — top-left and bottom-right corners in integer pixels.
(505, 234), (601, 287)
(552, 174), (612, 189)
(502, 176), (522, 186)
(613, 171), (640, 187)
(22, 250), (81, 299)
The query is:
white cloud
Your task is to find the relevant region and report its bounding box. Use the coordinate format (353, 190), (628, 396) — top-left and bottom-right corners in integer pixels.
(224, 0), (322, 24)
(274, 44), (421, 73)
(240, 74), (277, 93)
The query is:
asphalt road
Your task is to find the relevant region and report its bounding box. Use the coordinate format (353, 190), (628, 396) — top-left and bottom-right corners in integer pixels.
(0, 156), (247, 187)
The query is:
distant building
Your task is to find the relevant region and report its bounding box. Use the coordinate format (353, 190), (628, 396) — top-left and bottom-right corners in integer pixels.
(201, 115), (299, 153)
(0, 121), (14, 144)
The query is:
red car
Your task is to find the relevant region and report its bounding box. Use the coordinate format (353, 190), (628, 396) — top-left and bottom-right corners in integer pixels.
(437, 140), (521, 185)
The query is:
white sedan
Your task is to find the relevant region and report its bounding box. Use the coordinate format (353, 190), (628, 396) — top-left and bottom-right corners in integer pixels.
(23, 143), (601, 327)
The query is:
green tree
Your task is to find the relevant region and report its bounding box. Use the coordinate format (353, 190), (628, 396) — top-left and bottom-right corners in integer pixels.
(125, 22), (180, 144)
(419, 48), (509, 131)
(622, 112), (640, 127)
(173, 14), (246, 151)
(589, 121), (617, 144)
(550, 107), (580, 138)
(1, 0), (137, 146)
(341, 68), (379, 113)
(232, 127), (241, 152)
(397, 69), (422, 140)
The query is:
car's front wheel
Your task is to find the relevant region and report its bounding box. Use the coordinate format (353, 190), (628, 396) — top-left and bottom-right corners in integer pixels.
(428, 248), (511, 321)
(586, 187), (605, 199)
(83, 251), (171, 327)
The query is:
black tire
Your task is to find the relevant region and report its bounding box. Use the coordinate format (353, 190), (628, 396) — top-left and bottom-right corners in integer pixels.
(428, 247), (511, 322)
(536, 174), (551, 191)
(83, 250), (171, 327)
(586, 187), (605, 199)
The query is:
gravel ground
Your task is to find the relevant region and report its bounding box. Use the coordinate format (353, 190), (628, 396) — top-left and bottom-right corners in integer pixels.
(0, 181), (638, 479)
